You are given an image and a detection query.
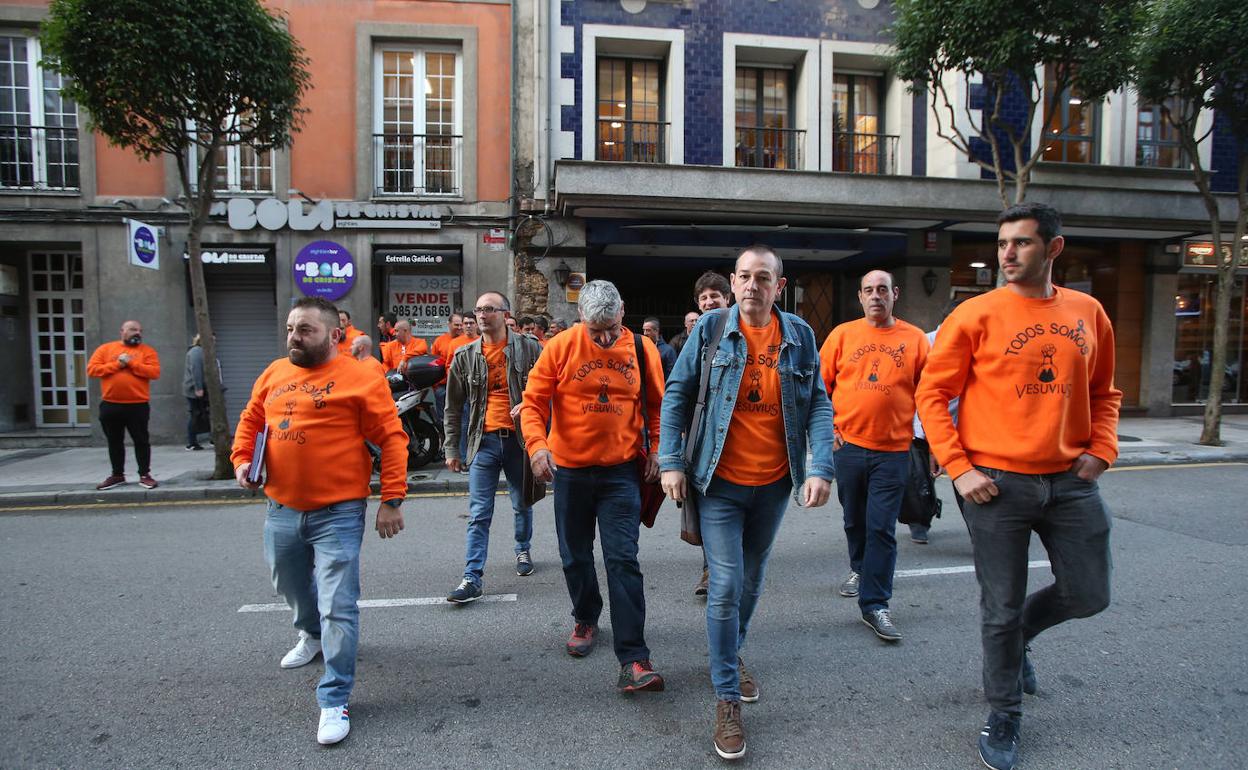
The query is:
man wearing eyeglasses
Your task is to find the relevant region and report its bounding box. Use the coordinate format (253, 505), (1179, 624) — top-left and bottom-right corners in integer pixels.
(443, 292), (545, 603)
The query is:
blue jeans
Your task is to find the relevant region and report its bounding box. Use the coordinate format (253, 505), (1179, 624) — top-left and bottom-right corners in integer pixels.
(698, 474), (793, 701)
(834, 442), (910, 612)
(553, 462), (649, 665)
(263, 498), (365, 708)
(464, 430), (534, 584)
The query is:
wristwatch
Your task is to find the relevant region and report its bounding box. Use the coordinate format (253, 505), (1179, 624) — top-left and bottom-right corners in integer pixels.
(383, 498), (404, 509)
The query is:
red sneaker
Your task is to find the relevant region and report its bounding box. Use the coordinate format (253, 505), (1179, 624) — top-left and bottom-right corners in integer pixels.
(617, 660), (665, 693)
(138, 474), (159, 490)
(566, 622), (596, 657)
(96, 475), (125, 490)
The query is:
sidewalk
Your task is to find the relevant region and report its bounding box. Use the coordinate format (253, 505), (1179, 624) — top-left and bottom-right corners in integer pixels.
(1, 414), (1246, 509)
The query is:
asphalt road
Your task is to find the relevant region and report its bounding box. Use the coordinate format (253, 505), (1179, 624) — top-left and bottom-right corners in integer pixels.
(3, 463), (1246, 769)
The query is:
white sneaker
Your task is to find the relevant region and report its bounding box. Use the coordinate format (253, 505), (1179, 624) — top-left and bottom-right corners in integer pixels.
(280, 631), (322, 669)
(317, 704), (350, 745)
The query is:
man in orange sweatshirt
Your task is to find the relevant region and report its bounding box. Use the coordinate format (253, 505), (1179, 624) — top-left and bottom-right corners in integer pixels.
(380, 319), (428, 373)
(916, 203), (1120, 770)
(336, 309), (364, 356)
(232, 296), (408, 746)
(820, 270), (929, 643)
(87, 319), (161, 490)
(521, 280), (667, 694)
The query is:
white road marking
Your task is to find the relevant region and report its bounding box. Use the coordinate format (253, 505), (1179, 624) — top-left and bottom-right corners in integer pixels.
(238, 593), (519, 613)
(895, 560), (1050, 578)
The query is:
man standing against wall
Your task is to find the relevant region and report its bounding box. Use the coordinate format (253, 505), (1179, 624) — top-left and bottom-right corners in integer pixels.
(820, 270), (929, 643)
(232, 297), (408, 746)
(642, 316), (677, 379)
(88, 319), (161, 490)
(521, 280), (666, 694)
(336, 310), (364, 356)
(669, 310), (700, 354)
(917, 203), (1120, 770)
(443, 292), (544, 602)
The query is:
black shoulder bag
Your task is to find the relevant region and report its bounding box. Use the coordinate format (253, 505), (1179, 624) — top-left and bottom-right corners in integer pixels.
(679, 310), (729, 546)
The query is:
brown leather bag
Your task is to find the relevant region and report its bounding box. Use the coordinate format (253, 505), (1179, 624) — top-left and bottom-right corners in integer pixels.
(634, 333), (664, 527)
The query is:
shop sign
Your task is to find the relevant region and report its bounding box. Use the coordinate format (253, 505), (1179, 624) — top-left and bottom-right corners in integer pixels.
(293, 240), (355, 301)
(484, 228), (507, 251)
(373, 248), (462, 269)
(127, 218), (160, 270)
(182, 246), (271, 266)
(1183, 241), (1248, 272)
(565, 272), (586, 303)
(220, 198), (446, 231)
(387, 274), (458, 331)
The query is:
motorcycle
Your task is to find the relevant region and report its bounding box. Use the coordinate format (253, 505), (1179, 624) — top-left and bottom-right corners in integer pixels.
(387, 354), (446, 469)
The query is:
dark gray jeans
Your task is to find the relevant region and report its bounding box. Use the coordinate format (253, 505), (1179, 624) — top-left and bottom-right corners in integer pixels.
(962, 466), (1112, 717)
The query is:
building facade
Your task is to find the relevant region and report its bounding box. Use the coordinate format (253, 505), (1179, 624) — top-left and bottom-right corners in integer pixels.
(511, 0), (1247, 417)
(0, 0), (513, 441)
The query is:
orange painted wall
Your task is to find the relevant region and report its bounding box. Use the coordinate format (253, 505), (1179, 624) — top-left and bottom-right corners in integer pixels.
(9, 0), (511, 201)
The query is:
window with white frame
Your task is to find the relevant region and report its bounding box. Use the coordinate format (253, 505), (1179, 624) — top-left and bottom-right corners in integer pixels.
(0, 32), (78, 191)
(734, 66), (799, 169)
(187, 114), (274, 194)
(373, 44), (462, 197)
(1042, 65), (1099, 164)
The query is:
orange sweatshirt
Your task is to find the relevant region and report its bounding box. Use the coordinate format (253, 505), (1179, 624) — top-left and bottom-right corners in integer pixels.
(357, 354), (389, 381)
(521, 324), (664, 468)
(336, 324), (364, 356)
(915, 286), (1121, 479)
(820, 318), (929, 452)
(86, 341), (161, 403)
(231, 353), (408, 511)
(381, 337), (428, 372)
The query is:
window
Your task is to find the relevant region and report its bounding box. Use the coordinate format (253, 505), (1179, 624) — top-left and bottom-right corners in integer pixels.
(735, 66), (800, 169)
(596, 58), (666, 163)
(1137, 97), (1186, 169)
(0, 33), (78, 190)
(373, 45), (462, 197)
(1173, 273), (1246, 404)
(187, 115), (274, 194)
(831, 73), (895, 175)
(1042, 66), (1098, 164)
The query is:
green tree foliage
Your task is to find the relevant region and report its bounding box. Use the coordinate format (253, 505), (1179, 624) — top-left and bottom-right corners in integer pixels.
(1135, 0), (1248, 445)
(891, 0), (1139, 206)
(41, 0), (311, 478)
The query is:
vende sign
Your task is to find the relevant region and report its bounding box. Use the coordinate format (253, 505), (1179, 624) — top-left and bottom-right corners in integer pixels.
(388, 274), (459, 331)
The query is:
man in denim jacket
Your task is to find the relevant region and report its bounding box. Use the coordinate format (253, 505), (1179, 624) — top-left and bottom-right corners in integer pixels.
(659, 245), (835, 760)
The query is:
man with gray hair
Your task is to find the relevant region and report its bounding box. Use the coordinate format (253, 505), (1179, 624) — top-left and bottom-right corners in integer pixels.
(520, 280), (667, 693)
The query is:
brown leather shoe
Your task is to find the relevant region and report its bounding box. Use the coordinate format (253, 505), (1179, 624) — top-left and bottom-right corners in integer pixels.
(738, 657), (758, 703)
(713, 700), (746, 760)
(566, 622), (596, 657)
(96, 475), (125, 490)
(694, 566), (709, 597)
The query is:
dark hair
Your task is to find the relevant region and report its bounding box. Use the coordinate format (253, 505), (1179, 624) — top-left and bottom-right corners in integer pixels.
(383, 312), (397, 325)
(532, 315), (548, 332)
(338, 309), (351, 320)
(518, 315), (534, 326)
(292, 297), (341, 330)
(737, 243), (784, 278)
(643, 316), (661, 329)
(997, 202), (1062, 244)
(693, 270), (731, 302)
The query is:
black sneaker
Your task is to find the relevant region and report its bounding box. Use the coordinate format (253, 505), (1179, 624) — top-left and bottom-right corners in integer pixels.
(516, 551), (534, 577)
(446, 579), (482, 604)
(185, 444), (204, 451)
(861, 608), (902, 642)
(1021, 645), (1037, 695)
(978, 711), (1021, 770)
(909, 524), (930, 544)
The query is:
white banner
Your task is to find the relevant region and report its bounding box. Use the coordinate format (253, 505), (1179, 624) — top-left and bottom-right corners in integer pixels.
(387, 273), (460, 335)
(126, 219), (160, 271)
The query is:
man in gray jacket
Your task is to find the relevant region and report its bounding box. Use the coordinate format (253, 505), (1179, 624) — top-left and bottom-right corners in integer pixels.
(443, 291), (544, 603)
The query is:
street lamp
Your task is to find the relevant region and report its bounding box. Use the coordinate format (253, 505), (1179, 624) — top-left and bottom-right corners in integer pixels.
(553, 260), (572, 288)
(922, 269), (938, 297)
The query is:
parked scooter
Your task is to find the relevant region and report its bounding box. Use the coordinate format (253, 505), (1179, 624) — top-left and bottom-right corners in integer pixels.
(388, 354), (445, 469)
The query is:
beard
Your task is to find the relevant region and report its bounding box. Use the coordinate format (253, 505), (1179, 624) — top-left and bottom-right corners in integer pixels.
(124, 335), (142, 346)
(288, 337), (334, 368)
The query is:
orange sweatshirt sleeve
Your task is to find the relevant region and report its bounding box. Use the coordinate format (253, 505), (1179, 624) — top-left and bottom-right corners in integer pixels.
(520, 340), (558, 457)
(915, 316), (975, 479)
(1086, 304), (1121, 466)
(230, 362), (276, 470)
(819, 327), (841, 398)
(357, 370), (410, 501)
(87, 343), (122, 378)
(129, 346), (161, 380)
(414, 338), (429, 356)
(639, 335), (665, 453)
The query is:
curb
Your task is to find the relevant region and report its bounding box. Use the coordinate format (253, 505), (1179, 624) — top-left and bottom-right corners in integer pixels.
(1111, 448), (1248, 467)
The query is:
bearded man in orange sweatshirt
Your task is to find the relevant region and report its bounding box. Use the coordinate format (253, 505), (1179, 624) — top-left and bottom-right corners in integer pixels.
(232, 297), (408, 746)
(916, 202), (1120, 770)
(87, 319), (161, 490)
(521, 280), (667, 694)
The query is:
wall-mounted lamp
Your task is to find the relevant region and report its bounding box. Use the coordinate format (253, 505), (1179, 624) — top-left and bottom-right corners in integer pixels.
(553, 260), (572, 288)
(921, 269), (938, 297)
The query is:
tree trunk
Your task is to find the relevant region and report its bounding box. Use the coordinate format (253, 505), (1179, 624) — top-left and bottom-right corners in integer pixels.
(1200, 154), (1248, 445)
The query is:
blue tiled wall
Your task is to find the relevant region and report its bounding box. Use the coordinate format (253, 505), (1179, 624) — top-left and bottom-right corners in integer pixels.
(967, 73), (1032, 180)
(561, 0), (894, 167)
(1209, 110), (1245, 194)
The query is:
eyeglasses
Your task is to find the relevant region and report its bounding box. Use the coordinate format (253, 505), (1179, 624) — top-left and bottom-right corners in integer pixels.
(474, 305), (504, 314)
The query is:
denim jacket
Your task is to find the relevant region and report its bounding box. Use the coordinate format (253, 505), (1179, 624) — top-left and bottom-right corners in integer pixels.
(658, 306), (835, 504)
(443, 331), (543, 463)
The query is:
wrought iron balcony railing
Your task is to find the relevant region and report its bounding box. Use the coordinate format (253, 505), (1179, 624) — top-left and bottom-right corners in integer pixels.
(0, 124), (80, 191)
(596, 118), (669, 164)
(832, 130), (898, 175)
(735, 126), (805, 170)
(373, 132), (463, 197)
